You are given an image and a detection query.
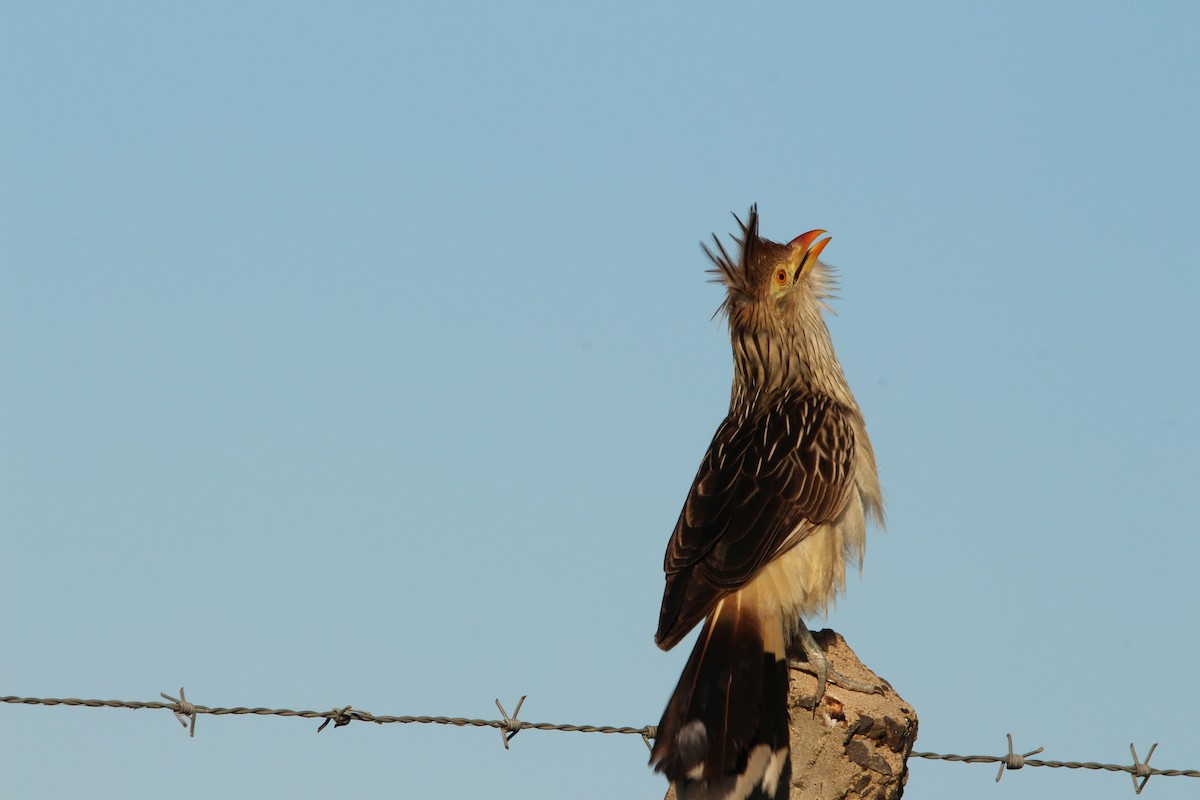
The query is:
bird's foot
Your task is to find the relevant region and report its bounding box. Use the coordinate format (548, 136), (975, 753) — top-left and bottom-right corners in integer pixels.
(786, 625), (886, 711)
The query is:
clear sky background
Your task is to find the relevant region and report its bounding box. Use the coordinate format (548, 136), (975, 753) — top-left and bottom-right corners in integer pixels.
(2, 3), (1197, 799)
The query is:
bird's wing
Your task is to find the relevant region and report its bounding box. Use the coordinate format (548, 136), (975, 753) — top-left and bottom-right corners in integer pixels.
(655, 393), (857, 649)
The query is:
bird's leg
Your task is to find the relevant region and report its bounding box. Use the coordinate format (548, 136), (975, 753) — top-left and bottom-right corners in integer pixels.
(787, 623), (885, 710)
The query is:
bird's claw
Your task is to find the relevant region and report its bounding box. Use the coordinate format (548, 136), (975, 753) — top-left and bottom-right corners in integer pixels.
(786, 625), (888, 710)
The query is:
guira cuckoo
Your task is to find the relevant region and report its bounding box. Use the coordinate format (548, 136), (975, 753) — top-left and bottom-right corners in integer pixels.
(650, 207), (884, 800)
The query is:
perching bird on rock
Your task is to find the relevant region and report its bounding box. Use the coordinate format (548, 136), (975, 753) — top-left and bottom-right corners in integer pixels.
(651, 207), (885, 800)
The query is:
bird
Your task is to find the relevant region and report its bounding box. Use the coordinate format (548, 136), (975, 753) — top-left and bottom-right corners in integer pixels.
(650, 206), (884, 800)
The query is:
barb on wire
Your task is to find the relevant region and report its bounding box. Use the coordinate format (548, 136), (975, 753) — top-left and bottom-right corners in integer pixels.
(161, 687), (197, 738)
(495, 695), (526, 750)
(996, 732), (1044, 782)
(316, 705), (378, 733)
(1131, 742), (1158, 795)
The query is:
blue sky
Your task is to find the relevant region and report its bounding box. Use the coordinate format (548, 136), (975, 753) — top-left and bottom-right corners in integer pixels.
(2, 3), (1197, 798)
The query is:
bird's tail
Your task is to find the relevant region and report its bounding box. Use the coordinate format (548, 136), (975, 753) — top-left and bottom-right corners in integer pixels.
(650, 595), (791, 800)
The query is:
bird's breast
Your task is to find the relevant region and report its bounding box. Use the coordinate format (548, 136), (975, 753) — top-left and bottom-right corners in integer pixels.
(739, 485), (868, 634)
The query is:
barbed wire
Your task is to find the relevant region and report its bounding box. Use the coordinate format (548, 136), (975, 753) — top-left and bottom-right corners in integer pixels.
(4, 691), (1198, 794)
(0, 691), (656, 750)
(910, 734), (1195, 795)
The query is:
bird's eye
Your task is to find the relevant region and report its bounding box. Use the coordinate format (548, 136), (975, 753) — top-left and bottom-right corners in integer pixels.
(774, 268), (789, 286)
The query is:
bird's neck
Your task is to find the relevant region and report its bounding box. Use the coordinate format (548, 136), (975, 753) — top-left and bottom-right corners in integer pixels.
(729, 321), (856, 411)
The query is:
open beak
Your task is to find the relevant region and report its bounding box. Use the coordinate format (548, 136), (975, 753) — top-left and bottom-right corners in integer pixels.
(788, 229), (826, 251)
(788, 229), (832, 276)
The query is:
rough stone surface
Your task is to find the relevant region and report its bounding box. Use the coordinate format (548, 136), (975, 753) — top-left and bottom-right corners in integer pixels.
(663, 629), (918, 800)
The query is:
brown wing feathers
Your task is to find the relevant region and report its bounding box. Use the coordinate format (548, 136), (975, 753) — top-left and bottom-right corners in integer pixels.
(655, 394), (856, 650)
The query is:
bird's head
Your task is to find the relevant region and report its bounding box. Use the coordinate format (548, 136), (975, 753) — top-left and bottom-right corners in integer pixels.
(705, 205), (835, 334)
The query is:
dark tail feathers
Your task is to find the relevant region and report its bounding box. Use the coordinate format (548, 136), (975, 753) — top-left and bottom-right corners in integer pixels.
(650, 599), (791, 800)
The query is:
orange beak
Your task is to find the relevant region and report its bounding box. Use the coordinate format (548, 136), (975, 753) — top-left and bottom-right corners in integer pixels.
(788, 229), (826, 251)
(789, 229), (832, 276)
